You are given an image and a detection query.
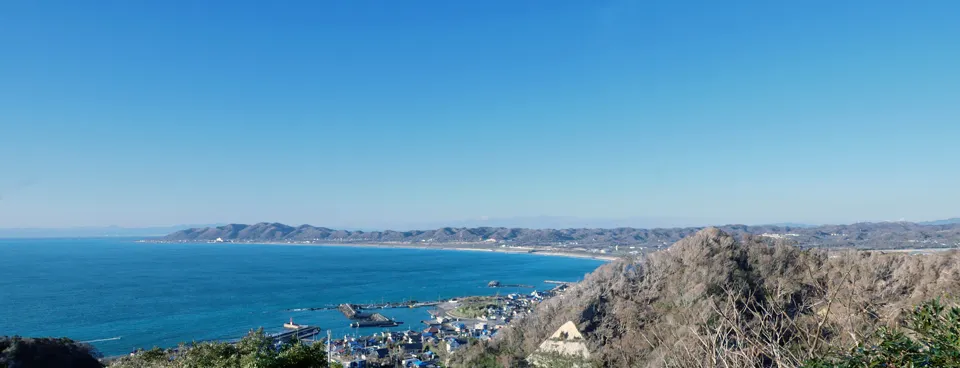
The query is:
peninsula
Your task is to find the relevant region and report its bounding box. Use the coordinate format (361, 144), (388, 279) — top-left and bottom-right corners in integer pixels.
(157, 220), (960, 255)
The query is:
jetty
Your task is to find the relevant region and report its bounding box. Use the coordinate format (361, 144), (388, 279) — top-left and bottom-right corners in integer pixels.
(350, 313), (402, 328)
(339, 303), (403, 328)
(290, 300), (444, 313)
(271, 326), (322, 343)
(487, 280), (535, 288)
(170, 322), (321, 353)
(339, 304), (362, 319)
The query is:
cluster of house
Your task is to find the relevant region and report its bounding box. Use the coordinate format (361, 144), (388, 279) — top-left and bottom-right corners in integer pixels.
(328, 320), (498, 367)
(329, 287), (568, 367)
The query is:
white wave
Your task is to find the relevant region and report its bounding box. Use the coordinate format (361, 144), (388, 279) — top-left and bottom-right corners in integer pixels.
(81, 336), (122, 343)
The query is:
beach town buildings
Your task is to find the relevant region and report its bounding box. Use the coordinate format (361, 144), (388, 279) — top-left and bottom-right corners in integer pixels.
(322, 284), (571, 367)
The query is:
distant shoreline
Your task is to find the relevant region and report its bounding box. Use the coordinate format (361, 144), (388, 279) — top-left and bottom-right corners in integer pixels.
(146, 240), (619, 262)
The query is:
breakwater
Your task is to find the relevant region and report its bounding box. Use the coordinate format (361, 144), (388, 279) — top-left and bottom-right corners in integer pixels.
(289, 300), (444, 312)
(338, 303), (403, 328)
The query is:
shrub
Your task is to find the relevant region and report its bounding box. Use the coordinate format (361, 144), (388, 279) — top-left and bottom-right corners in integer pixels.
(108, 329), (329, 368)
(0, 336), (102, 368)
(807, 299), (960, 367)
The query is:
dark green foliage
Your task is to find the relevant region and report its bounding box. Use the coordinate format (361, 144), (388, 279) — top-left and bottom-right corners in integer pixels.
(273, 338), (329, 368)
(109, 329), (329, 368)
(807, 300), (960, 367)
(469, 352), (503, 368)
(0, 336), (103, 368)
(138, 347), (169, 362)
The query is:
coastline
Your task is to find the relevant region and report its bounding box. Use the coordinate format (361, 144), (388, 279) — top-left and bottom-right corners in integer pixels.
(151, 240), (619, 262)
(6, 238), (606, 358)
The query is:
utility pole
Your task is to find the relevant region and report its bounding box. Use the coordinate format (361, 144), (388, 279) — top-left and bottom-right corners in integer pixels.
(326, 330), (332, 366)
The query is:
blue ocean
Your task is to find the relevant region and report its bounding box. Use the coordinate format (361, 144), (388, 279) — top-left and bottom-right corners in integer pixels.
(0, 238), (604, 356)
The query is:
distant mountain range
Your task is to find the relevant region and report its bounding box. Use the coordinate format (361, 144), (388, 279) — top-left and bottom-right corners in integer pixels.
(378, 215), (721, 231)
(161, 221), (960, 250)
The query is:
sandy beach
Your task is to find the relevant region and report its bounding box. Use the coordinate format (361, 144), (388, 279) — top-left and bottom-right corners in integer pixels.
(158, 240), (620, 262)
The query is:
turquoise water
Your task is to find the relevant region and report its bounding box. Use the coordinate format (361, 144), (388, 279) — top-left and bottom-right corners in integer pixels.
(0, 238), (604, 356)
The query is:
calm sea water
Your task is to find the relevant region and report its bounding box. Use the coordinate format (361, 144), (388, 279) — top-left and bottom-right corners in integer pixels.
(0, 238), (604, 356)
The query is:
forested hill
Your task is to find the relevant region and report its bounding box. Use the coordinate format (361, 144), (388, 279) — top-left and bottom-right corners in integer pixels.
(161, 221), (960, 249)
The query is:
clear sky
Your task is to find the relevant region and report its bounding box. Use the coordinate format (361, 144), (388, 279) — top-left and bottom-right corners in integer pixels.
(1, 0), (959, 229)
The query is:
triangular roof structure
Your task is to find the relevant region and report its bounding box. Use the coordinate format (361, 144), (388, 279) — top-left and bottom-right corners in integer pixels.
(527, 321), (592, 367)
(547, 321), (585, 341)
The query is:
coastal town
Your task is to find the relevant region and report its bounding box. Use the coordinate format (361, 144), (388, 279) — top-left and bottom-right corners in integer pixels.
(161, 281), (573, 368)
(317, 281), (570, 367)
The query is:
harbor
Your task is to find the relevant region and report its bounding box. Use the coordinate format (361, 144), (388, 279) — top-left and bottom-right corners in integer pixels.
(271, 325), (322, 344)
(119, 279), (577, 367)
(287, 300), (444, 312)
(320, 280), (573, 367)
(339, 304), (403, 328)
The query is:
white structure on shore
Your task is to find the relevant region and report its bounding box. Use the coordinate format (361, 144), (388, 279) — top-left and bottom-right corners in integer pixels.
(527, 321), (592, 367)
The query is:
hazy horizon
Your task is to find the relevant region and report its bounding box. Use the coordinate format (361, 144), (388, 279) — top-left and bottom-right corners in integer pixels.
(3, 0), (959, 228)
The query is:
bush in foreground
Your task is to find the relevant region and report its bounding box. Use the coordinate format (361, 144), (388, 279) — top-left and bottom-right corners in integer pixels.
(0, 336), (102, 368)
(807, 299), (960, 367)
(109, 329), (333, 368)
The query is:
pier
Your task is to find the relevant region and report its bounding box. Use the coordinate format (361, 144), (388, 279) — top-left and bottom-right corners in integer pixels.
(290, 300), (443, 313)
(167, 325), (322, 354)
(270, 326), (322, 343)
(350, 313), (402, 328)
(338, 304), (361, 319)
(339, 303), (403, 328)
(487, 280), (534, 288)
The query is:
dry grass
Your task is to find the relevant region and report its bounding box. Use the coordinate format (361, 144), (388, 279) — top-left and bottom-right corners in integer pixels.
(452, 228), (960, 367)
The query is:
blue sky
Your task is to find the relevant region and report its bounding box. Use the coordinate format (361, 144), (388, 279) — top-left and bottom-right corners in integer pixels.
(1, 0), (958, 229)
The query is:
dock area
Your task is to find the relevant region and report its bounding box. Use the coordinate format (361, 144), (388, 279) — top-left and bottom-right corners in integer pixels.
(350, 313), (401, 328)
(338, 303), (362, 319)
(487, 280), (534, 288)
(144, 279), (579, 367)
(284, 280), (573, 330)
(270, 326), (322, 343)
(290, 300), (442, 312)
(339, 303), (403, 328)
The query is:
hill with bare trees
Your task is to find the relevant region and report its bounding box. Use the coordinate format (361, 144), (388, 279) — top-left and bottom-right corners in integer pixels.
(451, 228), (960, 367)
